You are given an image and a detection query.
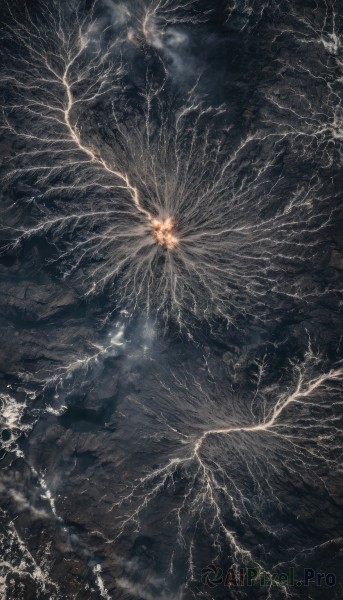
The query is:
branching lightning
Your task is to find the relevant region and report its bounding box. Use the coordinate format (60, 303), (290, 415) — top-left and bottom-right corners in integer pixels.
(1, 2), (342, 599)
(225, 0), (270, 30)
(265, 0), (343, 167)
(1, 0), (334, 331)
(109, 347), (343, 597)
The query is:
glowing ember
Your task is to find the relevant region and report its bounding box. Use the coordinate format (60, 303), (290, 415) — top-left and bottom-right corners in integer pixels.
(151, 217), (178, 249)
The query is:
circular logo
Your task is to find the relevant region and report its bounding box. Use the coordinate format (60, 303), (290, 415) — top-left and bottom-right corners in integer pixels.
(201, 565), (223, 588)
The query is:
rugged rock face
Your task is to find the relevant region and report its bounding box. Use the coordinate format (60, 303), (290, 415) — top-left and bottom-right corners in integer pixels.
(0, 1), (342, 599)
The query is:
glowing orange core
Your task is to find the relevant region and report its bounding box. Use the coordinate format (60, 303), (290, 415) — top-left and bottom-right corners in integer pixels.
(151, 217), (178, 250)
